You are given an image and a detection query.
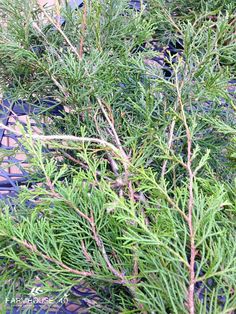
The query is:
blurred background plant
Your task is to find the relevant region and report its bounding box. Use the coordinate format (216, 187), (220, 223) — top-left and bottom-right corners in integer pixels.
(0, 0), (235, 313)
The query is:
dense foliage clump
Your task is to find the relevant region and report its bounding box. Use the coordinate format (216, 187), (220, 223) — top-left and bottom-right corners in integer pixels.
(0, 1), (235, 313)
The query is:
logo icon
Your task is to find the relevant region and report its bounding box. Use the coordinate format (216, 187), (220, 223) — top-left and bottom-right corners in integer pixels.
(30, 287), (43, 297)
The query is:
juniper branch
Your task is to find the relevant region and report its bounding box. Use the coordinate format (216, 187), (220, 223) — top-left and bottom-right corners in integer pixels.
(175, 68), (196, 314)
(37, 1), (81, 60)
(12, 237), (94, 277)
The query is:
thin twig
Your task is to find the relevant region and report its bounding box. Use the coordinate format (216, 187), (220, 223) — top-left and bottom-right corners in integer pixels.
(161, 118), (176, 178)
(52, 195), (135, 288)
(161, 78), (184, 178)
(59, 198), (94, 222)
(176, 71), (196, 314)
(97, 98), (127, 161)
(96, 98), (134, 198)
(79, 0), (87, 59)
(46, 194), (133, 286)
(81, 239), (92, 263)
(46, 170), (143, 304)
(93, 109), (120, 176)
(37, 1), (81, 60)
(89, 212), (146, 312)
(96, 98), (144, 309)
(32, 22), (69, 97)
(0, 122), (124, 162)
(13, 238), (94, 277)
(61, 151), (113, 182)
(157, 184), (189, 221)
(61, 150), (90, 169)
(89, 211), (128, 283)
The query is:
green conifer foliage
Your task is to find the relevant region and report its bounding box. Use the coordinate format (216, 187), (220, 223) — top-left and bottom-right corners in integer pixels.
(0, 1), (235, 313)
